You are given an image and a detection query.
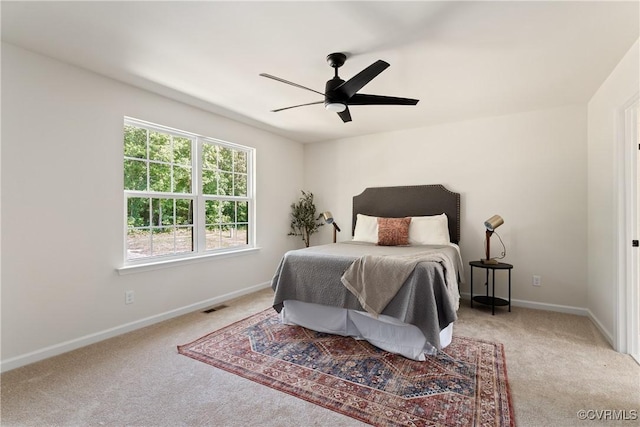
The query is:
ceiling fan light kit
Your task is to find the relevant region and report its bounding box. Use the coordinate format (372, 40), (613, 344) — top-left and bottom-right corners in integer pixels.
(260, 52), (419, 123)
(325, 103), (347, 113)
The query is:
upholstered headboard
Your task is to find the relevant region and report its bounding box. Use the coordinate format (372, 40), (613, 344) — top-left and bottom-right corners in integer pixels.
(352, 185), (461, 244)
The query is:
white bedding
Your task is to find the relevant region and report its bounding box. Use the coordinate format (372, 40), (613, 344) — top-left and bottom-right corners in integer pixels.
(280, 299), (453, 361)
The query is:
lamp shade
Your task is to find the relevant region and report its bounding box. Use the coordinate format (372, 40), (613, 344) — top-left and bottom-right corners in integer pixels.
(321, 211), (334, 224)
(484, 215), (504, 232)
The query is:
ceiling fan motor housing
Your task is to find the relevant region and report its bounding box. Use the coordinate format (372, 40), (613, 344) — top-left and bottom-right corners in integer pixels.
(325, 77), (346, 107)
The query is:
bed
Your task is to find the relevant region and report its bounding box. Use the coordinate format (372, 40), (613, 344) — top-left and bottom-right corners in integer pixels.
(271, 185), (462, 361)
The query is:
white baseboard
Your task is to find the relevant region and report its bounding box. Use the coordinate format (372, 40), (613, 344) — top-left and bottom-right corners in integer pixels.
(460, 292), (589, 316)
(586, 309), (615, 346)
(509, 298), (589, 316)
(0, 281), (272, 373)
(461, 292), (617, 344)
(2, 287), (617, 373)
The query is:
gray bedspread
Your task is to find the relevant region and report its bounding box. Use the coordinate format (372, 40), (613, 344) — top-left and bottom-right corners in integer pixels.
(271, 241), (461, 349)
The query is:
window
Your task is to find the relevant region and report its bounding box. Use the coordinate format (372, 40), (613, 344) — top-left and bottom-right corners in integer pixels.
(123, 118), (254, 264)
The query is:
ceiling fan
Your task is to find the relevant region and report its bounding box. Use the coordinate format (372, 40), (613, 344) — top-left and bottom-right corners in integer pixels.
(260, 53), (419, 123)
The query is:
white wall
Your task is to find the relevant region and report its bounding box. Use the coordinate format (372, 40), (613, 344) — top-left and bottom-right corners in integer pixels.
(304, 105), (588, 309)
(0, 43), (304, 368)
(587, 39), (640, 343)
(4, 35), (635, 370)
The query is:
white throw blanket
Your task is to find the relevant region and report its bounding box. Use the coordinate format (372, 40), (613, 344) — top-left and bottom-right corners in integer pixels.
(340, 248), (461, 317)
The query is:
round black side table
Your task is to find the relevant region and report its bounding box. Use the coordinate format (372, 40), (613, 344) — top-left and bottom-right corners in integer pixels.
(469, 260), (513, 315)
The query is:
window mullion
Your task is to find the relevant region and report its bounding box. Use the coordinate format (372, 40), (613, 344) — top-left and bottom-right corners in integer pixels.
(248, 151), (255, 247)
(146, 128), (150, 192)
(195, 137), (206, 253)
(148, 197), (154, 255)
(170, 135), (175, 194)
(125, 191), (194, 200)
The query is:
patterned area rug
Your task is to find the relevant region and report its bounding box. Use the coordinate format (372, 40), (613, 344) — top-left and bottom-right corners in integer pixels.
(178, 309), (515, 426)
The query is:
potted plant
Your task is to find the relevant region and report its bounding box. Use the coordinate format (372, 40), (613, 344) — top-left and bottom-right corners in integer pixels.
(288, 190), (323, 247)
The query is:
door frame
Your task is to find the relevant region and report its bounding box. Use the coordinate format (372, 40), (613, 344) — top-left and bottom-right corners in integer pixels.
(616, 93), (639, 363)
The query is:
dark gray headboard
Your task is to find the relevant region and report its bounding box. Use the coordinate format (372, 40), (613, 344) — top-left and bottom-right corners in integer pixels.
(352, 185), (461, 244)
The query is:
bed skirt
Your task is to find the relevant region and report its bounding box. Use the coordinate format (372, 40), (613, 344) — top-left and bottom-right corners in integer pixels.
(280, 300), (453, 361)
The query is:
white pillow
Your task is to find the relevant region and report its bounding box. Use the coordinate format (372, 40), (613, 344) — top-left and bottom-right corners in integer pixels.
(409, 213), (451, 245)
(353, 214), (378, 243)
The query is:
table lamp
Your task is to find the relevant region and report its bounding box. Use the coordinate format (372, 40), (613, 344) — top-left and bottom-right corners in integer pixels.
(482, 214), (504, 264)
(320, 211), (341, 243)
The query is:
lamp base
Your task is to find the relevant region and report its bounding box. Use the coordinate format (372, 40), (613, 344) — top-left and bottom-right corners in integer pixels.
(481, 258), (499, 265)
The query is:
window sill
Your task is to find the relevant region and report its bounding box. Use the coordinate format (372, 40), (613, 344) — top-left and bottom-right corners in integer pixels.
(116, 247), (261, 275)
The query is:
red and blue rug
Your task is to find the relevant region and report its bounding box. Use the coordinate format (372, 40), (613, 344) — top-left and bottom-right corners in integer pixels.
(178, 309), (515, 426)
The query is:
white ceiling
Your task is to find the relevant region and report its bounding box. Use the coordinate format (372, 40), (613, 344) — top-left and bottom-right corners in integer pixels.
(2, 1), (638, 143)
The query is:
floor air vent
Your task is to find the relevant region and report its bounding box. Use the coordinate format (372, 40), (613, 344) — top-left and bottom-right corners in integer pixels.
(202, 305), (228, 314)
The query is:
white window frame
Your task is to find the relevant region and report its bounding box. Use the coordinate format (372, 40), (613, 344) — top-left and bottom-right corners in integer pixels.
(120, 117), (255, 272)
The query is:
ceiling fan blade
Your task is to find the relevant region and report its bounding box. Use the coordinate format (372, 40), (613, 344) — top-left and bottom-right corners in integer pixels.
(259, 73), (325, 96)
(271, 100), (324, 112)
(348, 93), (419, 106)
(337, 107), (352, 123)
(335, 60), (390, 98)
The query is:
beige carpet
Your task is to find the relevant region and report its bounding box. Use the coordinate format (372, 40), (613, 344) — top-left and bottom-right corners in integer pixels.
(1, 288), (639, 426)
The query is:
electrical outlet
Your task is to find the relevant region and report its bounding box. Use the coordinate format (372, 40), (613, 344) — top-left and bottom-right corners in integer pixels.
(532, 275), (541, 287)
(125, 290), (135, 304)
